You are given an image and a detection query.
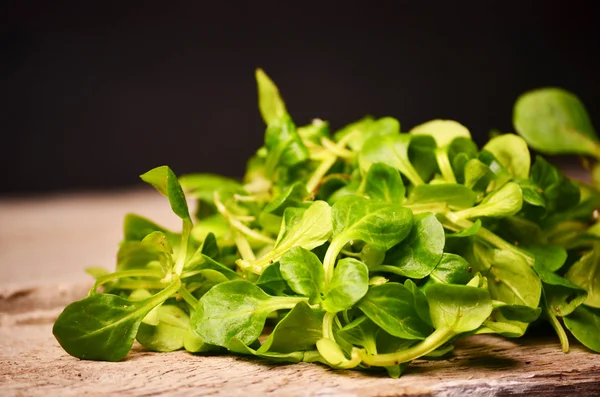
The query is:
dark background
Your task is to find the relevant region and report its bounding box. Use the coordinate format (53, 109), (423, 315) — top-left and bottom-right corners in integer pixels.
(2, 1), (599, 194)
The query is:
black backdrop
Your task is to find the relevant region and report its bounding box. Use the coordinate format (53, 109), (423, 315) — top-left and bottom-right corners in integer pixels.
(2, 1), (599, 194)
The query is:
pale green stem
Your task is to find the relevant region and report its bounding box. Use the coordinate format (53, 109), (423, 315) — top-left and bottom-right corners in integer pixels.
(146, 278), (182, 308)
(234, 233), (256, 262)
(323, 237), (347, 286)
(400, 160), (425, 186)
(116, 280), (169, 290)
(435, 147), (457, 183)
(404, 202), (449, 214)
(214, 191), (274, 244)
(306, 131), (359, 194)
(173, 218), (193, 277)
(322, 312), (336, 341)
(359, 327), (455, 367)
(545, 300), (569, 353)
(90, 269), (164, 295)
(307, 154), (337, 193)
(321, 137), (355, 159)
(302, 350), (323, 363)
(177, 286), (198, 309)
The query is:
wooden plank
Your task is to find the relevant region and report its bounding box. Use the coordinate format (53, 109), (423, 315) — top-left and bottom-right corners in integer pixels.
(1, 190), (599, 396)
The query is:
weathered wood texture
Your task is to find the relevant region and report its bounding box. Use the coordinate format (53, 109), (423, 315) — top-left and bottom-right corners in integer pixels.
(1, 189), (599, 396)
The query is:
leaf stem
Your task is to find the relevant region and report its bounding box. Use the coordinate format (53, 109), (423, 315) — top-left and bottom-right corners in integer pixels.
(435, 148), (457, 183)
(322, 312), (336, 341)
(544, 298), (569, 353)
(307, 154), (337, 194)
(90, 269), (164, 295)
(173, 219), (193, 278)
(323, 237), (347, 286)
(177, 286), (198, 309)
(359, 327), (455, 367)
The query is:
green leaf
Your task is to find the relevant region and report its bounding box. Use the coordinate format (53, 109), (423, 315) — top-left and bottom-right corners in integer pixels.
(564, 305), (600, 352)
(140, 166), (191, 221)
(200, 232), (220, 261)
(237, 201), (332, 273)
(259, 302), (324, 354)
(536, 268), (588, 317)
(463, 159), (494, 192)
(430, 253), (474, 285)
(474, 245), (542, 309)
(263, 182), (309, 216)
(185, 269), (229, 299)
(525, 245), (567, 272)
(184, 253), (241, 280)
(362, 163), (405, 204)
(136, 305), (189, 352)
(191, 280), (306, 347)
(228, 337), (305, 363)
(565, 246), (600, 308)
(123, 213), (180, 246)
(52, 280), (180, 361)
(383, 213), (445, 279)
(256, 68), (287, 125)
(445, 219), (481, 239)
(409, 119), (472, 183)
(407, 184), (477, 210)
(337, 316), (379, 354)
(425, 283), (493, 333)
(331, 195), (413, 253)
(410, 119), (471, 148)
(482, 134), (531, 179)
(280, 247), (325, 303)
(264, 117), (309, 178)
(454, 182), (523, 219)
(513, 87), (600, 158)
(359, 134), (424, 186)
(255, 263), (292, 296)
(357, 283), (433, 340)
(322, 258), (369, 313)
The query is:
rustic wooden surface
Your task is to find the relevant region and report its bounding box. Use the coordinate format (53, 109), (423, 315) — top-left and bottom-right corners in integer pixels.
(1, 189), (599, 396)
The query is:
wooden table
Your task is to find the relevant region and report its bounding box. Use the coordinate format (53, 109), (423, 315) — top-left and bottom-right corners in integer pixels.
(1, 189), (599, 396)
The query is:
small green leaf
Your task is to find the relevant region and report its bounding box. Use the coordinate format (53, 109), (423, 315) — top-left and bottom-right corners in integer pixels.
(425, 283), (493, 333)
(564, 305), (600, 352)
(363, 163), (405, 203)
(482, 134), (531, 179)
(536, 268), (587, 317)
(407, 184), (477, 210)
(191, 280), (305, 347)
(280, 247), (325, 303)
(383, 213), (445, 279)
(513, 87), (600, 158)
(430, 253), (474, 285)
(136, 305), (189, 352)
(256, 68), (287, 125)
(140, 166), (191, 221)
(331, 195), (413, 253)
(359, 134), (424, 186)
(357, 282), (433, 340)
(52, 280), (180, 361)
(454, 182), (523, 219)
(237, 201), (332, 272)
(255, 263), (292, 296)
(263, 182), (309, 216)
(259, 302), (324, 354)
(565, 246), (600, 308)
(322, 258), (369, 313)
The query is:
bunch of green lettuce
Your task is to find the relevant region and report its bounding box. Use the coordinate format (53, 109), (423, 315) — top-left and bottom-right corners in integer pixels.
(53, 70), (600, 377)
